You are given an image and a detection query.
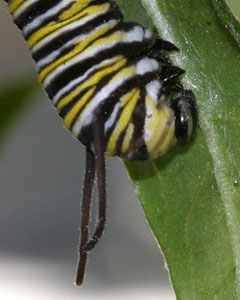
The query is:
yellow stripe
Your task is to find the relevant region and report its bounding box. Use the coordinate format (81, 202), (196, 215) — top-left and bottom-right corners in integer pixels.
(145, 97), (165, 151)
(57, 56), (126, 110)
(28, 3), (110, 48)
(39, 19), (119, 82)
(106, 89), (140, 156)
(121, 123), (134, 153)
(87, 29), (128, 53)
(63, 87), (96, 130)
(60, 0), (94, 20)
(9, 0), (26, 14)
(119, 89), (139, 153)
(71, 57), (126, 99)
(156, 125), (176, 157)
(106, 63), (136, 87)
(120, 88), (138, 107)
(145, 98), (176, 158)
(50, 28), (128, 81)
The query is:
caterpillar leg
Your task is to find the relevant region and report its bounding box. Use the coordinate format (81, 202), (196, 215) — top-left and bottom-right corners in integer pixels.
(148, 38), (179, 64)
(161, 66), (185, 82)
(147, 39), (184, 78)
(76, 121), (106, 286)
(153, 38), (179, 51)
(153, 39), (179, 51)
(148, 51), (171, 64)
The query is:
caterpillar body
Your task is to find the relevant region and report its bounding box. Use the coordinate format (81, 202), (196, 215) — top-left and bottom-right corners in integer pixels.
(3, 0), (197, 285)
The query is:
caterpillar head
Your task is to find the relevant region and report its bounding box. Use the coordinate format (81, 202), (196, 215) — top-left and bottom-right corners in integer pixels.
(171, 90), (197, 143)
(120, 90), (197, 161)
(120, 96), (177, 161)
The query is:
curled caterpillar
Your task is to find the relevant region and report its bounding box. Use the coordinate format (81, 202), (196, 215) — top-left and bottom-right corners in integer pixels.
(4, 0), (197, 285)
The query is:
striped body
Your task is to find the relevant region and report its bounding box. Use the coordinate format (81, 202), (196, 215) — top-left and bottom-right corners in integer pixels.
(7, 0), (178, 161)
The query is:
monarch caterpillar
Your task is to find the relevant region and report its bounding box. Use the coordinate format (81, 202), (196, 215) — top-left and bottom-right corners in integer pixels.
(3, 0), (197, 286)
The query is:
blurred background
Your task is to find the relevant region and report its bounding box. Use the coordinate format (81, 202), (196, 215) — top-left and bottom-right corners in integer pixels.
(0, 1), (239, 299)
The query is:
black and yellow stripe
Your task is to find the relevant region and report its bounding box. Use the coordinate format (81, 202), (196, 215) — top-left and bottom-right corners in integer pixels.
(3, 0), (197, 285)
(6, 0), (184, 160)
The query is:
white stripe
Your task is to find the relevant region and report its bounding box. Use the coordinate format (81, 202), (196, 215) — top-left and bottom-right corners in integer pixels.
(136, 57), (159, 75)
(23, 0), (73, 36)
(145, 80), (162, 104)
(144, 28), (153, 39)
(43, 26), (153, 88)
(144, 104), (154, 141)
(104, 102), (121, 133)
(12, 0), (37, 19)
(72, 75), (127, 136)
(72, 57), (159, 135)
(52, 57), (117, 104)
(31, 8), (108, 53)
(36, 20), (118, 70)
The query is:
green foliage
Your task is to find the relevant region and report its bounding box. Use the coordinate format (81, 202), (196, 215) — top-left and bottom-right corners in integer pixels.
(117, 0), (240, 298)
(0, 79), (38, 144)
(213, 0), (240, 46)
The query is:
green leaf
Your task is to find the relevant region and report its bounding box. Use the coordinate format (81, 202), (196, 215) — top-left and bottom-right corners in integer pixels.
(0, 78), (38, 146)
(116, 0), (240, 298)
(212, 0), (240, 46)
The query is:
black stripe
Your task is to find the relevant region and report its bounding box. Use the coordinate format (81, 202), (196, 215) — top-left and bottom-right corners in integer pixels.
(14, 0), (62, 30)
(44, 23), (154, 99)
(66, 60), (128, 131)
(115, 122), (127, 156)
(128, 89), (148, 160)
(26, 0), (119, 40)
(44, 43), (144, 99)
(58, 86), (92, 119)
(58, 59), (120, 118)
(76, 67), (161, 149)
(30, 0), (121, 51)
(69, 71), (119, 132)
(108, 88), (147, 159)
(24, 2), (74, 39)
(33, 7), (122, 65)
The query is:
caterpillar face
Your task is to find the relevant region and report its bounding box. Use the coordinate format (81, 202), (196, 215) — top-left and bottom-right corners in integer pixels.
(4, 0), (198, 286)
(171, 90), (197, 143)
(115, 85), (177, 161)
(113, 88), (197, 161)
